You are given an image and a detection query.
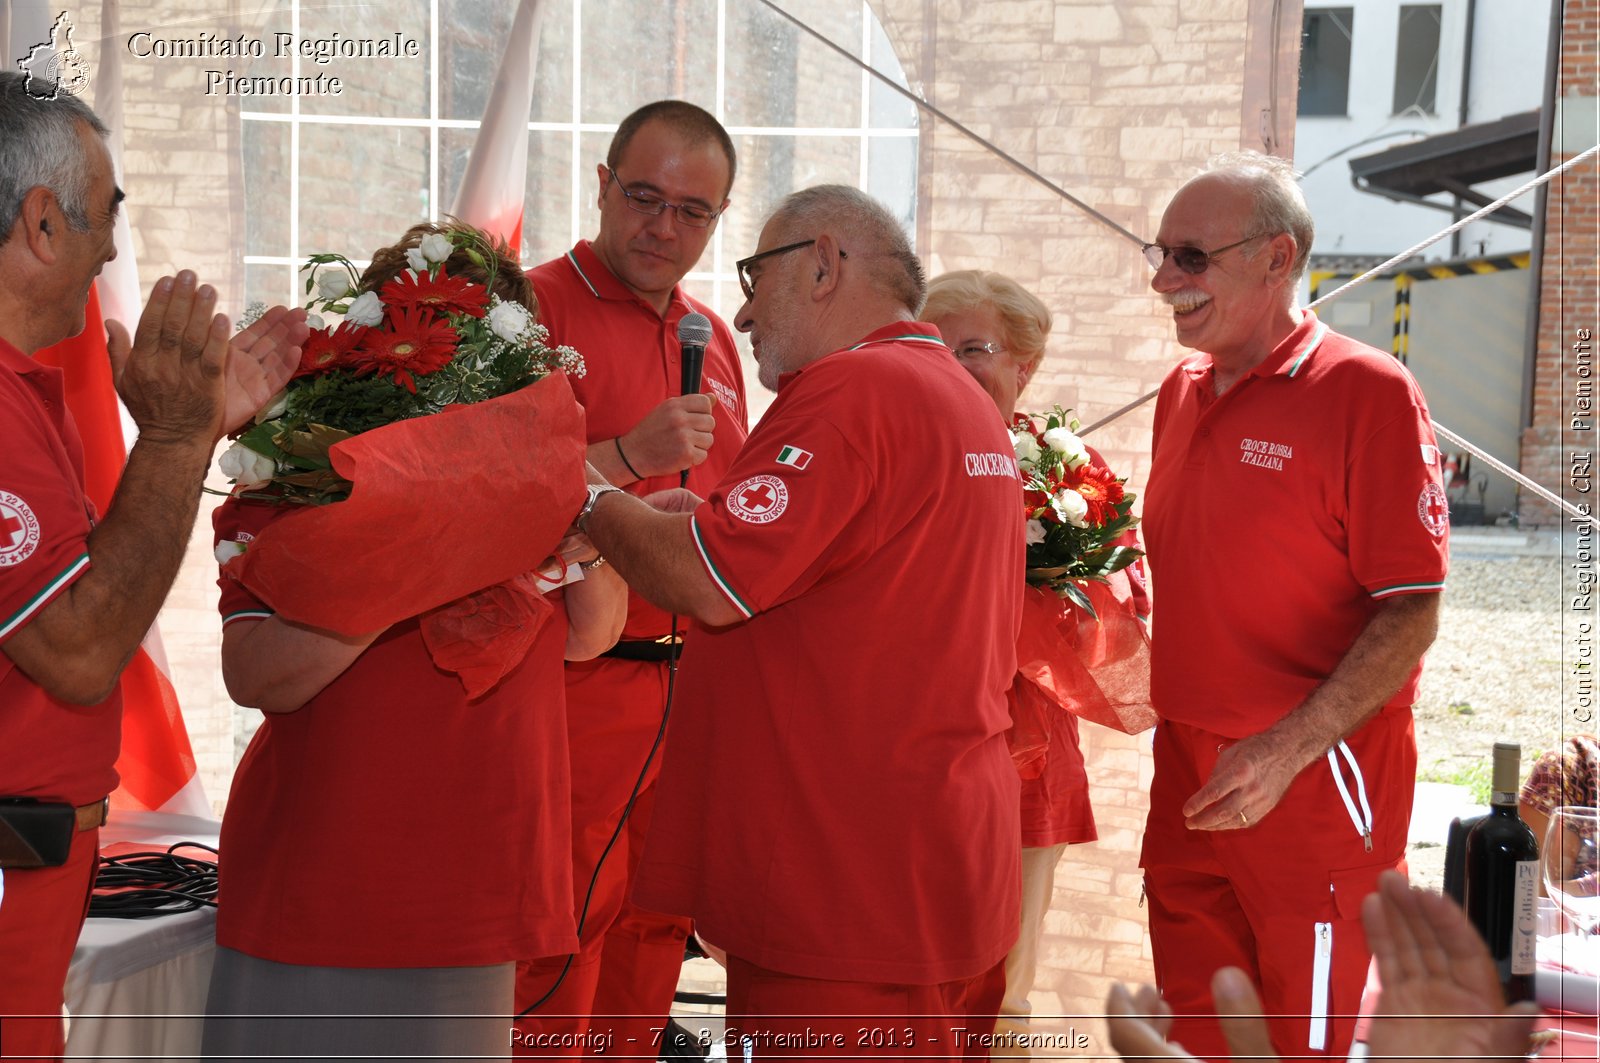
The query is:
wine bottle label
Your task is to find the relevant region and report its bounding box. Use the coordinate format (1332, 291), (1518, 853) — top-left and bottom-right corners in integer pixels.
(1512, 860), (1538, 975)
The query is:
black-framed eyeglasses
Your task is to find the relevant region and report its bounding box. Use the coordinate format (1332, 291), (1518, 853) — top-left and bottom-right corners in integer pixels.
(604, 166), (722, 228)
(735, 240), (848, 300)
(948, 341), (1006, 361)
(1141, 232), (1271, 275)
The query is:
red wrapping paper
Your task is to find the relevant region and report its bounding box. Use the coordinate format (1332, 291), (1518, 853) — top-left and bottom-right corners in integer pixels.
(224, 373), (586, 642)
(1014, 574), (1156, 735)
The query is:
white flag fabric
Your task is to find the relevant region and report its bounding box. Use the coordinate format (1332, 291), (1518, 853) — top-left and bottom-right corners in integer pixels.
(450, 0), (546, 249)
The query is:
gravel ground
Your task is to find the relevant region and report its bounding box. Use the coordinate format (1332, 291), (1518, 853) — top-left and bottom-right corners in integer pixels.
(1407, 549), (1571, 889)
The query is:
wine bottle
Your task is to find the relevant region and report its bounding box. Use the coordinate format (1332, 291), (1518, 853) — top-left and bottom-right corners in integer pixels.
(1463, 742), (1540, 1003)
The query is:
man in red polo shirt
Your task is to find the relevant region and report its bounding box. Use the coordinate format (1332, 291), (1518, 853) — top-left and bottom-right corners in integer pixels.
(0, 72), (301, 1057)
(514, 100), (748, 1056)
(577, 185), (1022, 1058)
(1138, 151), (1448, 1062)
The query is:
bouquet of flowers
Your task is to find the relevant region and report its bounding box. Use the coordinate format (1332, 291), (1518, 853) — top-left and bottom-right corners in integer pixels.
(1013, 407), (1141, 615)
(213, 226), (590, 694)
(219, 229), (584, 505)
(1010, 408), (1155, 739)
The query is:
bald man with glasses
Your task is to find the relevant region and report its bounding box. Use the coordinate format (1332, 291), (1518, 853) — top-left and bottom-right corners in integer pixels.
(514, 100), (749, 1057)
(1135, 151), (1449, 1062)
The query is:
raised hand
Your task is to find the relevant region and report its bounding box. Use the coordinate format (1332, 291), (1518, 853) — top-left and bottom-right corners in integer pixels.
(618, 393), (716, 478)
(223, 305), (308, 434)
(104, 271), (230, 446)
(1363, 870), (1540, 1063)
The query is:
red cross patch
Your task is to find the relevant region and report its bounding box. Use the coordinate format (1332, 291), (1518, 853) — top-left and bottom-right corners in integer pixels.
(1417, 482), (1448, 537)
(0, 491), (42, 567)
(726, 474), (789, 524)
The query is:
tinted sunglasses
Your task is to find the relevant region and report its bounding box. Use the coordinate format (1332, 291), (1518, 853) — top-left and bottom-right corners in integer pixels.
(1141, 232), (1271, 275)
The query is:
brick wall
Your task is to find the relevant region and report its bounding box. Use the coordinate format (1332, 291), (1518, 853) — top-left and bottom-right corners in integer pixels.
(1520, 0), (1599, 528)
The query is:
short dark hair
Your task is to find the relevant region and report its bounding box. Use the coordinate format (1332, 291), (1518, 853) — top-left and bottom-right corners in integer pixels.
(606, 100), (736, 198)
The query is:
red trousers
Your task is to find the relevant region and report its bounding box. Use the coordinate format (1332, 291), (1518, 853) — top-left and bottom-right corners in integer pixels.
(513, 658), (691, 1059)
(0, 826), (98, 1061)
(1141, 712), (1414, 1063)
(723, 955), (1006, 1060)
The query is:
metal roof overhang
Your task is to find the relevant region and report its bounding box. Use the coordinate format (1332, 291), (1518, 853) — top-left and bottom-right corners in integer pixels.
(1347, 110), (1541, 229)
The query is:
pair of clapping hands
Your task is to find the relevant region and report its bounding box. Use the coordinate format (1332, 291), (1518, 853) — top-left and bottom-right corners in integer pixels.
(108, 270), (309, 443)
(1108, 871), (1542, 1063)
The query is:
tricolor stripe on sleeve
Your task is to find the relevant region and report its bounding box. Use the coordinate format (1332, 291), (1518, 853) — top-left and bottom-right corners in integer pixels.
(222, 609), (275, 627)
(1370, 580), (1446, 599)
(0, 552), (89, 642)
(690, 516), (754, 620)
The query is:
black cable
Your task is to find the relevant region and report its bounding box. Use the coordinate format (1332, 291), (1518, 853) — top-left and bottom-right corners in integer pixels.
(87, 841), (219, 918)
(515, 618), (684, 1021)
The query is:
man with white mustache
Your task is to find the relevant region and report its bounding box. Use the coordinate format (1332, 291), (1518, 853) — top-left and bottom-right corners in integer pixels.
(1136, 151), (1449, 1062)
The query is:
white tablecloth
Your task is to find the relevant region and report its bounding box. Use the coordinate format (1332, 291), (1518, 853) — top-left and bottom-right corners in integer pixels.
(63, 810), (222, 1062)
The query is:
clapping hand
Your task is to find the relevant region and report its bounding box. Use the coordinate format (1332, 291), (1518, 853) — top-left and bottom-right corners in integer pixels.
(1363, 870), (1540, 1063)
(105, 271), (230, 445)
(223, 305), (307, 435)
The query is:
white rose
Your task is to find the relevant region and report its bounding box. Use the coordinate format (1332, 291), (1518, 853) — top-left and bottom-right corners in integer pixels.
(1025, 518), (1048, 545)
(214, 540), (246, 565)
(1012, 431), (1042, 466)
(253, 389), (290, 423)
(419, 233), (454, 264)
(1052, 488), (1090, 528)
(1042, 426), (1091, 469)
(344, 290), (385, 327)
(487, 299), (532, 342)
(218, 441), (277, 489)
(306, 312), (326, 330)
(315, 268), (350, 301)
(404, 247), (428, 273)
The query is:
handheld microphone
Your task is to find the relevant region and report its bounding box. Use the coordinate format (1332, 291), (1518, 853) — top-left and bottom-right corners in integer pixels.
(677, 313), (712, 487)
(678, 313), (710, 397)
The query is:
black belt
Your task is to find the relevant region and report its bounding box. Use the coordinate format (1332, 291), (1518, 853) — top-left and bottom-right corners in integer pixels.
(600, 637), (683, 662)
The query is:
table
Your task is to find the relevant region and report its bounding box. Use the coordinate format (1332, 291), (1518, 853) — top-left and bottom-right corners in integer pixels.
(62, 810), (221, 1061)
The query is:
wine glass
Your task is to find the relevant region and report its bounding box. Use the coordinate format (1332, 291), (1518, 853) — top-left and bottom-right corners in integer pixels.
(1542, 805), (1600, 934)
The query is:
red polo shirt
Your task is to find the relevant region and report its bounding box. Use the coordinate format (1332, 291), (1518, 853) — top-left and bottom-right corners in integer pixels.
(633, 322), (1024, 984)
(0, 338), (118, 807)
(528, 241), (747, 640)
(1142, 312), (1448, 738)
(213, 499), (577, 967)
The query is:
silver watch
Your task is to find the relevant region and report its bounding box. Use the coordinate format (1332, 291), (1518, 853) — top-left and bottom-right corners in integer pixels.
(576, 483), (624, 533)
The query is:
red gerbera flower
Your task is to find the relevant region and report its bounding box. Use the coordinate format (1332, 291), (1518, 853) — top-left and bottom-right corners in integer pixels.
(349, 306), (460, 393)
(380, 269), (490, 319)
(1067, 463), (1126, 526)
(293, 321), (369, 378)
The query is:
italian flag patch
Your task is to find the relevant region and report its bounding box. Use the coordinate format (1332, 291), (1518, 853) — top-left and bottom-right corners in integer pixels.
(775, 445), (813, 469)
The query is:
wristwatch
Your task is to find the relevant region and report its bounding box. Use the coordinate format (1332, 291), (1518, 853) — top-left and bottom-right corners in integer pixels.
(576, 483), (625, 534)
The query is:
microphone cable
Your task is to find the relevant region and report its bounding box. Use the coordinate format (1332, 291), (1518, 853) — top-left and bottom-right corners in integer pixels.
(515, 616), (684, 1021)
(87, 841), (219, 919)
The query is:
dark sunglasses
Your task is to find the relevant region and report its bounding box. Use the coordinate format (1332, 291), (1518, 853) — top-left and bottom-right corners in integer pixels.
(1141, 232), (1271, 275)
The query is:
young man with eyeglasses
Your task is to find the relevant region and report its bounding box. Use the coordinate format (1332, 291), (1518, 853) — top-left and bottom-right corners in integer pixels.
(1138, 151), (1448, 1062)
(515, 100), (748, 1058)
(574, 185), (1022, 1058)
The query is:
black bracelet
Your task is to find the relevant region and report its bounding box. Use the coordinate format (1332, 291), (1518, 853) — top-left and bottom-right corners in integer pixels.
(614, 436), (644, 481)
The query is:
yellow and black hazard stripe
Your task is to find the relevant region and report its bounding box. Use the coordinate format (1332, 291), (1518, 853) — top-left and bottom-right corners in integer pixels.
(1309, 253), (1530, 362)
